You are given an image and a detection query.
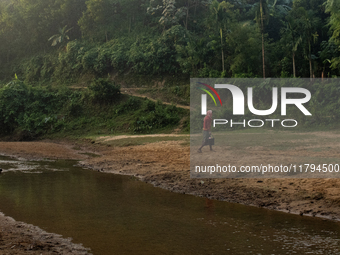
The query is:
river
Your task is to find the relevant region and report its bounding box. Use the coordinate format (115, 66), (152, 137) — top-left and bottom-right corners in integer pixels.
(0, 155), (339, 254)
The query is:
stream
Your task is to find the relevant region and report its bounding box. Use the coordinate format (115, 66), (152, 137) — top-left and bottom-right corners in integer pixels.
(0, 155), (340, 255)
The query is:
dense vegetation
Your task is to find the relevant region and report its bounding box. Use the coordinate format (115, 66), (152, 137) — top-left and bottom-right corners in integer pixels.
(1, 0), (340, 137)
(0, 77), (186, 137)
(1, 0), (340, 81)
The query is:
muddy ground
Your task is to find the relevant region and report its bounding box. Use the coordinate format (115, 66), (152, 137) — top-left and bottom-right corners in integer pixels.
(0, 212), (91, 255)
(1, 132), (340, 253)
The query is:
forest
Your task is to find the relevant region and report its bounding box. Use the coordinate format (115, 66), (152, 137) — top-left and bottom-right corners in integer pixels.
(1, 0), (340, 137)
(0, 0), (340, 81)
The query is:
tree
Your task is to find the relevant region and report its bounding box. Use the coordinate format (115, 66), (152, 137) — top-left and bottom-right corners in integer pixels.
(226, 21), (262, 77)
(79, 0), (120, 42)
(48, 25), (73, 47)
(325, 0), (340, 70)
(147, 0), (211, 31)
(0, 0), (85, 79)
(206, 0), (235, 73)
(251, 0), (292, 78)
(281, 8), (303, 77)
(300, 8), (320, 78)
(79, 0), (148, 42)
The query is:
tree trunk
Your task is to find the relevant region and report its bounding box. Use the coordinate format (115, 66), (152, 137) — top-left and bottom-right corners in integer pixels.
(262, 32), (265, 78)
(220, 28), (224, 72)
(292, 51), (296, 78)
(309, 58), (313, 79)
(309, 40), (312, 79)
(222, 49), (225, 73)
(185, 3), (189, 30)
(194, 0), (197, 17)
(260, 0), (265, 79)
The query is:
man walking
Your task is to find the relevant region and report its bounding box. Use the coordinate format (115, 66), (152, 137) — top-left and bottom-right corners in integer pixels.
(198, 110), (214, 153)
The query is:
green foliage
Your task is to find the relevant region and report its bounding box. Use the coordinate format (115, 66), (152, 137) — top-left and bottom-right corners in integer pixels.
(115, 97), (142, 115)
(48, 25), (73, 47)
(88, 78), (121, 104)
(325, 0), (340, 45)
(144, 100), (156, 111)
(310, 81), (340, 120)
(66, 92), (84, 117)
(227, 22), (262, 77)
(53, 41), (87, 80)
(2, 0), (340, 138)
(128, 26), (187, 74)
(1, 0), (340, 83)
(134, 102), (181, 133)
(0, 78), (28, 134)
(325, 0), (340, 71)
(0, 77), (185, 137)
(81, 47), (99, 72)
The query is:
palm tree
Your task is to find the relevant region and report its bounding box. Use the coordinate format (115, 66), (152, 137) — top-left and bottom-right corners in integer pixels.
(299, 8), (319, 79)
(325, 0), (340, 70)
(252, 0), (292, 78)
(281, 11), (302, 77)
(208, 0), (234, 73)
(48, 25), (73, 47)
(325, 0), (340, 45)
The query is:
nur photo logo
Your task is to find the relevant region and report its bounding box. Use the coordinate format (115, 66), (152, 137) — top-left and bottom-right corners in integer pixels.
(197, 80), (312, 128)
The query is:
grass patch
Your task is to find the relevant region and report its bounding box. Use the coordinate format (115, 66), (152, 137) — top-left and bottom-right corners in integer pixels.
(99, 135), (189, 147)
(307, 147), (330, 152)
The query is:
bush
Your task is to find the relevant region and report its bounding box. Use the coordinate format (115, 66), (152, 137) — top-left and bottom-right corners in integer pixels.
(134, 103), (180, 133)
(88, 78), (120, 104)
(116, 97), (142, 114)
(0, 78), (28, 134)
(143, 100), (156, 111)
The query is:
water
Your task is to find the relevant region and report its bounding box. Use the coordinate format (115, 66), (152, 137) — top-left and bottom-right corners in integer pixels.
(0, 155), (340, 255)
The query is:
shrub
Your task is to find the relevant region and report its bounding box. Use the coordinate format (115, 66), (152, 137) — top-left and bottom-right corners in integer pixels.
(0, 78), (28, 134)
(143, 100), (156, 111)
(88, 78), (120, 104)
(134, 103), (180, 133)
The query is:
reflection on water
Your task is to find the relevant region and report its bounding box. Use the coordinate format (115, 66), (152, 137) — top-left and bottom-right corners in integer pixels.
(0, 155), (340, 255)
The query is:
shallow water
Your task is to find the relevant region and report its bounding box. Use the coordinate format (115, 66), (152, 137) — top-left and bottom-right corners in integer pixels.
(0, 155), (340, 255)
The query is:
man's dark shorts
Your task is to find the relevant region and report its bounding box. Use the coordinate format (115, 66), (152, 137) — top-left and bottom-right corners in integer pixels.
(202, 130), (210, 144)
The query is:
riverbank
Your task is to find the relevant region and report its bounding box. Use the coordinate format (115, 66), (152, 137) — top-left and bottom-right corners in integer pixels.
(1, 133), (340, 253)
(0, 212), (91, 254)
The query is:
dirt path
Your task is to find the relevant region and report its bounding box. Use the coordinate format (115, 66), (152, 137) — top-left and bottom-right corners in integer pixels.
(70, 86), (190, 110)
(121, 88), (190, 109)
(1, 132), (340, 253)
